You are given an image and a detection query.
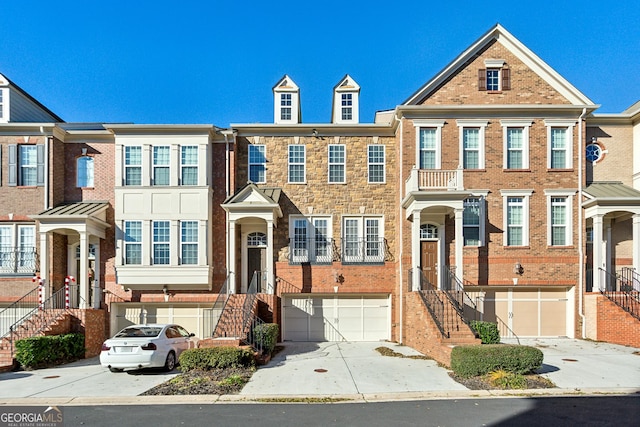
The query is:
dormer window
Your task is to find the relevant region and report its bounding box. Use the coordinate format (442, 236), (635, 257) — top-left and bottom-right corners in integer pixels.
(280, 93), (292, 121)
(332, 75), (360, 124)
(478, 59), (510, 92)
(273, 75), (300, 124)
(341, 94), (353, 121)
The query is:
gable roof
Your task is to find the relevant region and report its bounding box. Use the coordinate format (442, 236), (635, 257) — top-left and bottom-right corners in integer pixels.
(403, 24), (596, 107)
(0, 72), (64, 122)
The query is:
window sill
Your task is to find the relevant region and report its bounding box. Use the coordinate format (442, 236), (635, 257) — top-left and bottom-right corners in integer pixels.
(503, 246), (530, 249)
(463, 169), (486, 172)
(503, 169), (531, 173)
(547, 245), (575, 249)
(546, 169), (574, 172)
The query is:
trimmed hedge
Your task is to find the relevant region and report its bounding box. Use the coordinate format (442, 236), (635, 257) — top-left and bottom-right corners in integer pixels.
(450, 344), (543, 378)
(469, 320), (500, 344)
(253, 323), (279, 354)
(178, 346), (255, 372)
(15, 333), (85, 369)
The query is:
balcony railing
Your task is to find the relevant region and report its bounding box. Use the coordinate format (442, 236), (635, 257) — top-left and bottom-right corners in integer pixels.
(0, 247), (38, 275)
(405, 166), (464, 193)
(289, 238), (335, 264)
(288, 237), (387, 265)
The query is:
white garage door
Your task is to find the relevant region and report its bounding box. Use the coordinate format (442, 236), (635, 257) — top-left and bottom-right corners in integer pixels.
(480, 287), (570, 338)
(283, 294), (390, 341)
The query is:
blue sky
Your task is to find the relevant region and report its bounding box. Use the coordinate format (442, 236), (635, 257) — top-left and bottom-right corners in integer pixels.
(1, 1), (639, 125)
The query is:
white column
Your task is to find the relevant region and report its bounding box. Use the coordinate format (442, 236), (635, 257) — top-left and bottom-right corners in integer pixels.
(633, 214), (640, 273)
(592, 214), (604, 291)
(411, 209), (421, 291)
(93, 238), (101, 309)
(39, 231), (49, 301)
(228, 220), (236, 294)
(454, 208), (464, 283)
(267, 220), (274, 294)
(605, 218), (612, 290)
(79, 232), (89, 309)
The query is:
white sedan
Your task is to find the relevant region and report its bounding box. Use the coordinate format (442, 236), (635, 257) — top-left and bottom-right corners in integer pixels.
(100, 324), (199, 372)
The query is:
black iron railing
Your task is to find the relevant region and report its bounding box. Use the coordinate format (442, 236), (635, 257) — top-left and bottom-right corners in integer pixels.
(410, 268), (448, 337)
(441, 265), (480, 324)
(600, 268), (640, 321)
(288, 238), (334, 264)
(0, 286), (39, 339)
(209, 274), (232, 338)
(0, 247), (38, 275)
(341, 237), (386, 264)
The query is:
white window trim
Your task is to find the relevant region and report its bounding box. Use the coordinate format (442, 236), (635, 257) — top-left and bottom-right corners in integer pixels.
(152, 145), (171, 186)
(0, 88), (7, 122)
(457, 120), (488, 169)
(180, 145), (199, 186)
(545, 119), (576, 169)
(500, 189), (533, 247)
(413, 120), (445, 169)
(367, 144), (385, 184)
(123, 145), (143, 186)
(341, 215), (385, 263)
(152, 220), (171, 265)
(180, 220), (199, 265)
(544, 189), (576, 246)
(274, 90), (299, 124)
(328, 144), (346, 184)
(463, 191), (489, 247)
(289, 215), (333, 263)
(288, 144), (306, 184)
(248, 144), (267, 184)
(501, 120), (532, 169)
(123, 220), (143, 265)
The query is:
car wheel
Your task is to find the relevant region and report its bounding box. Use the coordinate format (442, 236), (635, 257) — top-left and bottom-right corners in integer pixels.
(109, 367), (124, 373)
(164, 351), (176, 371)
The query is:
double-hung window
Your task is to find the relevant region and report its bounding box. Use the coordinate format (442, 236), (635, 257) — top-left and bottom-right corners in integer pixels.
(463, 197), (485, 246)
(249, 145), (266, 183)
(368, 145), (385, 183)
(501, 190), (533, 247)
(124, 146), (142, 186)
(288, 145), (306, 183)
(501, 121), (532, 170)
(280, 94), (292, 121)
(181, 221), (198, 264)
(545, 120), (575, 169)
(341, 94), (352, 121)
(486, 69), (500, 91)
(19, 146), (38, 186)
(77, 156), (94, 187)
(124, 221), (142, 265)
(457, 120), (487, 170)
(478, 60), (510, 91)
(0, 224), (36, 273)
(342, 216), (384, 264)
(545, 190), (575, 246)
(290, 216), (331, 264)
(181, 146), (198, 185)
(8, 144), (44, 186)
(414, 120), (444, 169)
(328, 144), (345, 183)
(153, 221), (170, 265)
(153, 146), (170, 186)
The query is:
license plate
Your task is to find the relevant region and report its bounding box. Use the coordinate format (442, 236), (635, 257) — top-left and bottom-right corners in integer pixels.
(116, 347), (133, 353)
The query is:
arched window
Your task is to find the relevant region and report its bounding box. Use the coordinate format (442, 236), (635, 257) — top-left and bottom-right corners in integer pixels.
(420, 224), (438, 240)
(247, 232), (267, 247)
(77, 156), (94, 187)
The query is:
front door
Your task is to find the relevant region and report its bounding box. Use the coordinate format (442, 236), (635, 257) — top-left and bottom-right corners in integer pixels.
(247, 247), (264, 292)
(420, 241), (438, 286)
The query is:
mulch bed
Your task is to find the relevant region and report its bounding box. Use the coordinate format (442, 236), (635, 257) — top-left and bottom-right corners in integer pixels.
(140, 366), (254, 396)
(448, 372), (555, 390)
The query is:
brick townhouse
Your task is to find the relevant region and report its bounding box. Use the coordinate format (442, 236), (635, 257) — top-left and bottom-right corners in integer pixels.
(1, 24), (638, 367)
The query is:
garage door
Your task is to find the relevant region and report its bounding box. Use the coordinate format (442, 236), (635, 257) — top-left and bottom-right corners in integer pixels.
(112, 303), (206, 338)
(480, 288), (570, 338)
(283, 294), (390, 341)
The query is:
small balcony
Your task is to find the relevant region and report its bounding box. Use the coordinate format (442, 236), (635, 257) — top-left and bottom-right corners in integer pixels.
(405, 167), (464, 194)
(0, 247), (38, 275)
(288, 238), (387, 265)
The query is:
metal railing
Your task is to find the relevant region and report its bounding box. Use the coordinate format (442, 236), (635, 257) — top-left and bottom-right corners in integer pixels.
(496, 315), (521, 344)
(274, 276), (305, 296)
(288, 238), (334, 264)
(600, 268), (640, 321)
(441, 265), (480, 324)
(208, 274), (232, 338)
(341, 237), (386, 264)
(3, 284), (86, 359)
(0, 286), (39, 338)
(0, 247), (38, 275)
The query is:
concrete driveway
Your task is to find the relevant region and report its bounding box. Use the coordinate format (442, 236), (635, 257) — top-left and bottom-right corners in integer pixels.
(0, 356), (179, 399)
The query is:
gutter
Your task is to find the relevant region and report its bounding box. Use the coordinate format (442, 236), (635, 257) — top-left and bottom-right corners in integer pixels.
(577, 108), (587, 338)
(396, 115), (404, 344)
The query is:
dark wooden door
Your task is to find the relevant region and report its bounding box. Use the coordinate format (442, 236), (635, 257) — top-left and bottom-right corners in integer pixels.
(420, 241), (438, 286)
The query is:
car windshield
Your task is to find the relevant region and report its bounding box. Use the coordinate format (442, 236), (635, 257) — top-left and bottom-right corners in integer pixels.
(114, 327), (162, 338)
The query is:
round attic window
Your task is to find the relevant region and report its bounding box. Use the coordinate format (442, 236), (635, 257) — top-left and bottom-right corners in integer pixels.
(585, 143), (603, 163)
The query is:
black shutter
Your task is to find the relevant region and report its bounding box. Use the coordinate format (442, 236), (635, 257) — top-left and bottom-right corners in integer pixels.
(502, 68), (511, 91)
(478, 69), (486, 91)
(36, 144), (45, 186)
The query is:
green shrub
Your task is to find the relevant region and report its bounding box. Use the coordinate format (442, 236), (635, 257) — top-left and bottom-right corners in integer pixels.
(253, 323), (279, 354)
(488, 370), (527, 389)
(469, 320), (500, 344)
(450, 344), (543, 378)
(15, 333), (85, 369)
(178, 347), (255, 372)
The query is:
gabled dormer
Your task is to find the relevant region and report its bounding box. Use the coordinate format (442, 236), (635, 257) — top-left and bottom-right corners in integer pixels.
(332, 75), (360, 124)
(273, 75), (300, 124)
(0, 73), (63, 123)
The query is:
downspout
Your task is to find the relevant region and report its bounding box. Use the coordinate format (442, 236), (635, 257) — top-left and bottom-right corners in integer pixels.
(43, 130), (50, 210)
(395, 114), (404, 344)
(577, 107), (587, 338)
